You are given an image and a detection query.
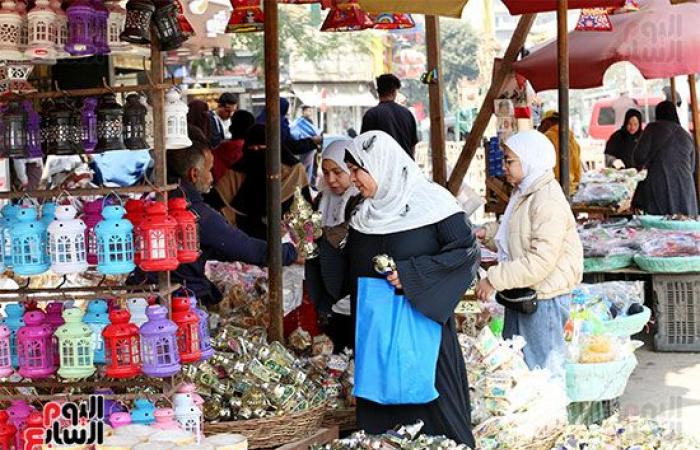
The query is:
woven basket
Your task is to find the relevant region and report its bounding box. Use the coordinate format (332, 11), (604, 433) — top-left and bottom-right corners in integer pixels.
(583, 255), (633, 273)
(322, 407), (357, 432)
(639, 215), (700, 231)
(204, 405), (327, 449)
(566, 355), (637, 403)
(634, 255), (700, 273)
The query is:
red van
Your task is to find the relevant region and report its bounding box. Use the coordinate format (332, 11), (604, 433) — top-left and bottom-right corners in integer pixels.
(588, 97), (663, 141)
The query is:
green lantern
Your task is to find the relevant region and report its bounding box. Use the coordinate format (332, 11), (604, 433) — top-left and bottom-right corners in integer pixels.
(56, 308), (95, 379)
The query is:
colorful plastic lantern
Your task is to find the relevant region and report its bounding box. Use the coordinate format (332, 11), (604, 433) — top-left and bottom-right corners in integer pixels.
(140, 305), (180, 377)
(40, 201), (56, 232)
(174, 0), (193, 35)
(153, 0), (187, 50)
(83, 198), (103, 265)
(173, 390), (201, 443)
(105, 0), (128, 51)
(0, 411), (16, 450)
(94, 388), (127, 424)
(95, 93), (126, 152)
(321, 0), (373, 32)
(3, 303), (24, 368)
(11, 207), (50, 277)
(45, 301), (64, 366)
(84, 299), (109, 364)
(371, 13), (414, 30)
(120, 0), (154, 44)
(172, 295), (200, 364)
(7, 400), (34, 450)
(137, 202), (178, 272)
(46, 98), (80, 155)
(151, 408), (180, 430)
(127, 297), (148, 327)
(92, 0), (110, 54)
(50, 0), (69, 58)
(1, 101), (28, 159)
(0, 325), (14, 377)
(103, 309), (141, 378)
(23, 101), (42, 159)
(123, 93), (148, 150)
(130, 398), (155, 425)
(26, 0), (57, 60)
(48, 204), (88, 275)
(575, 8), (613, 31)
(95, 204), (135, 275)
(17, 310), (56, 379)
(110, 412), (131, 429)
(81, 97), (98, 153)
(0, 0), (24, 60)
(125, 198), (147, 264)
(65, 0), (96, 56)
(189, 295), (213, 360)
(226, 0), (264, 33)
(56, 308), (95, 379)
(1, 205), (19, 268)
(21, 412), (43, 450)
(168, 197), (199, 263)
(164, 88), (192, 149)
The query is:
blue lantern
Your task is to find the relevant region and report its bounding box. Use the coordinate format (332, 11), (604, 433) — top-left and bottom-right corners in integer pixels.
(3, 303), (25, 368)
(83, 299), (110, 364)
(10, 207), (50, 277)
(130, 398), (156, 425)
(40, 202), (57, 229)
(95, 205), (135, 275)
(1, 204), (19, 268)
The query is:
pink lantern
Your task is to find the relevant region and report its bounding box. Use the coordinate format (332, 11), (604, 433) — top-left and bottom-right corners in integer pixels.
(151, 408), (181, 430)
(109, 412), (131, 428)
(83, 198), (103, 265)
(7, 400), (35, 450)
(45, 302), (64, 366)
(0, 326), (13, 377)
(17, 311), (56, 379)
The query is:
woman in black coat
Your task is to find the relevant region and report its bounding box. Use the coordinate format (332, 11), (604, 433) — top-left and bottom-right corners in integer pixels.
(605, 108), (642, 169)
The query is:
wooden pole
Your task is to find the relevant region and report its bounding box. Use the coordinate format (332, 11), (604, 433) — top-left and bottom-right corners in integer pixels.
(425, 15), (447, 185)
(557, 0), (570, 198)
(447, 14), (536, 195)
(264, 0), (284, 343)
(670, 77), (677, 105)
(688, 74), (700, 204)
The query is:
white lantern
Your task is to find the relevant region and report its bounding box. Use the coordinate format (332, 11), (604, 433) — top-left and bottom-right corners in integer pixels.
(164, 88), (192, 150)
(47, 204), (88, 275)
(49, 0), (68, 59)
(0, 0), (24, 61)
(127, 297), (148, 327)
(16, 0), (28, 56)
(105, 0), (129, 53)
(173, 394), (202, 443)
(26, 0), (57, 60)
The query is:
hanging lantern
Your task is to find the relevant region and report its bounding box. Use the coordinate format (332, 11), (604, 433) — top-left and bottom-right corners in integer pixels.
(95, 93), (126, 152)
(25, 0), (57, 60)
(140, 305), (180, 377)
(131, 398), (155, 425)
(0, 0), (24, 60)
(65, 0), (96, 55)
(151, 408), (181, 430)
(171, 294), (200, 364)
(92, 0), (110, 54)
(164, 88), (191, 149)
(94, 388), (127, 424)
(20, 412), (43, 450)
(7, 400), (35, 450)
(11, 207), (50, 277)
(95, 204), (135, 275)
(120, 0), (154, 44)
(576, 8), (613, 31)
(153, 0), (187, 51)
(0, 62), (35, 95)
(0, 325), (14, 377)
(188, 294), (213, 360)
(225, 0), (264, 33)
(174, 0), (193, 36)
(23, 101), (42, 159)
(1, 101), (28, 159)
(81, 97), (99, 153)
(47, 203), (88, 275)
(123, 93), (148, 150)
(371, 13), (414, 30)
(137, 202), (178, 272)
(109, 412), (131, 429)
(0, 411), (16, 450)
(168, 197), (199, 264)
(83, 299), (109, 364)
(1, 204), (19, 269)
(40, 201), (56, 235)
(139, 94), (155, 149)
(83, 198), (103, 265)
(45, 301), (64, 366)
(3, 303), (24, 368)
(105, 0), (128, 52)
(17, 310), (56, 379)
(56, 308), (95, 379)
(321, 0), (373, 32)
(45, 98), (80, 155)
(102, 309), (141, 378)
(125, 198), (147, 265)
(173, 388), (202, 443)
(127, 297), (148, 327)
(50, 0), (69, 58)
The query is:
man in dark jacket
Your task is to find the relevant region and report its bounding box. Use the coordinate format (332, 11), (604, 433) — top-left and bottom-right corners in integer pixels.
(209, 93), (239, 148)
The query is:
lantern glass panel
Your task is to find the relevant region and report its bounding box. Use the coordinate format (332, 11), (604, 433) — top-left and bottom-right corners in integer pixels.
(24, 342), (42, 368)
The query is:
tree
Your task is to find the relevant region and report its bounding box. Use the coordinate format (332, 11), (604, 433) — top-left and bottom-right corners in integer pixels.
(439, 18), (481, 110)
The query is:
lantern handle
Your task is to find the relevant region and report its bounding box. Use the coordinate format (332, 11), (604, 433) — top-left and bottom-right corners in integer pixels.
(97, 275), (107, 288)
(55, 190), (77, 208)
(101, 192), (124, 210)
(17, 193), (38, 209)
(143, 176), (164, 196)
(56, 275), (68, 289)
(101, 77), (117, 96)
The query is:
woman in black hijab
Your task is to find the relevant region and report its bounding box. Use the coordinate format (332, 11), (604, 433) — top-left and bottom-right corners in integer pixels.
(605, 109), (643, 168)
(632, 101), (698, 215)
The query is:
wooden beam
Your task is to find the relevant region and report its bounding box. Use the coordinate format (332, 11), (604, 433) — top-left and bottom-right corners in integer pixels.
(688, 74), (700, 204)
(0, 184), (177, 200)
(447, 13), (536, 195)
(5, 83), (171, 101)
(557, 0), (570, 197)
(425, 15), (447, 186)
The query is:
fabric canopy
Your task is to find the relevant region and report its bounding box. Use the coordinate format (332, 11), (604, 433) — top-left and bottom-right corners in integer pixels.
(502, 0), (625, 14)
(357, 0), (469, 18)
(513, 0), (700, 91)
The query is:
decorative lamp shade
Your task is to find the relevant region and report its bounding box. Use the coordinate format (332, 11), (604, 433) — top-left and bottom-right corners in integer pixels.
(123, 93), (148, 150)
(81, 97), (99, 153)
(137, 202), (178, 272)
(575, 8), (613, 31)
(0, 0), (24, 60)
(1, 204), (19, 268)
(174, 0), (193, 36)
(171, 295), (200, 364)
(168, 197), (199, 263)
(56, 308), (95, 379)
(188, 294), (213, 360)
(3, 303), (24, 368)
(26, 0), (57, 60)
(371, 12), (414, 29)
(48, 204), (88, 274)
(173, 391), (201, 443)
(1, 101), (28, 159)
(110, 412), (131, 429)
(105, 0), (128, 52)
(23, 101), (42, 159)
(153, 0), (187, 51)
(151, 408), (180, 430)
(140, 305), (181, 377)
(46, 98), (79, 155)
(7, 400), (34, 450)
(164, 88), (191, 149)
(131, 398), (156, 425)
(95, 205), (135, 275)
(92, 0), (110, 54)
(17, 310), (56, 379)
(127, 297), (148, 327)
(0, 411), (16, 450)
(83, 299), (110, 364)
(140, 94), (154, 149)
(321, 0), (373, 32)
(50, 0), (69, 58)
(65, 0), (96, 55)
(83, 198), (103, 265)
(125, 198), (147, 264)
(225, 0), (264, 33)
(95, 93), (126, 152)
(45, 301), (64, 366)
(0, 325), (14, 377)
(10, 207), (50, 277)
(120, 0), (154, 44)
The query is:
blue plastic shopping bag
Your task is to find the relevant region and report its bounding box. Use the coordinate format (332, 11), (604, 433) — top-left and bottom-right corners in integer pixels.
(353, 277), (442, 405)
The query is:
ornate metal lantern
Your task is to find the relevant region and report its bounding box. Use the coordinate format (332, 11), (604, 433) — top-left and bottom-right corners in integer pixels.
(321, 0), (373, 32)
(1, 101), (27, 159)
(123, 93), (148, 149)
(47, 204), (88, 274)
(65, 0), (96, 56)
(103, 309), (141, 378)
(46, 98), (80, 155)
(83, 198), (103, 265)
(168, 197), (199, 263)
(92, 0), (110, 54)
(3, 303), (24, 368)
(140, 305), (181, 377)
(50, 0), (69, 58)
(81, 97), (98, 153)
(164, 88), (191, 149)
(17, 310), (56, 379)
(95, 93), (126, 152)
(10, 207), (50, 277)
(153, 0), (187, 51)
(56, 308), (95, 379)
(0, 325), (14, 377)
(171, 294), (200, 364)
(130, 398), (155, 425)
(95, 204), (135, 275)
(23, 101), (42, 159)
(0, 411), (16, 450)
(0, 0), (23, 60)
(371, 13), (414, 30)
(120, 0), (154, 44)
(83, 299), (110, 364)
(25, 0), (57, 60)
(137, 202), (178, 272)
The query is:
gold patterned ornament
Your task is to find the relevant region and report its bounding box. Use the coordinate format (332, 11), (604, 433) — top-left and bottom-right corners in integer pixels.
(284, 187), (323, 259)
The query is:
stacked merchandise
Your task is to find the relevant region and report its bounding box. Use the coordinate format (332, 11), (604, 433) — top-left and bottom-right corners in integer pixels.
(578, 221), (643, 272)
(634, 230), (700, 273)
(573, 168), (646, 211)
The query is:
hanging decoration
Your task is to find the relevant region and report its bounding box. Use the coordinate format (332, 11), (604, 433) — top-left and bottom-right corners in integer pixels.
(171, 294), (201, 364)
(1, 101), (28, 159)
(140, 305), (181, 378)
(120, 0), (154, 44)
(83, 299), (110, 364)
(164, 88), (192, 149)
(576, 8), (613, 31)
(45, 97), (80, 155)
(103, 309), (142, 379)
(105, 0), (129, 52)
(131, 398), (156, 425)
(65, 0), (96, 56)
(47, 203), (88, 274)
(153, 0), (188, 50)
(225, 0), (264, 33)
(10, 206), (50, 277)
(188, 293), (213, 360)
(50, 0), (69, 59)
(370, 12), (414, 30)
(4, 303), (24, 369)
(127, 297), (149, 327)
(0, 0), (24, 61)
(92, 0), (110, 54)
(56, 308), (95, 379)
(321, 0), (373, 32)
(173, 387), (202, 443)
(95, 203), (136, 275)
(137, 202), (178, 271)
(25, 0), (57, 60)
(17, 310), (56, 379)
(0, 325), (14, 378)
(7, 400), (35, 450)
(1, 205), (18, 268)
(168, 197), (199, 263)
(174, 0), (194, 36)
(95, 93), (126, 152)
(83, 198), (103, 265)
(123, 93), (149, 150)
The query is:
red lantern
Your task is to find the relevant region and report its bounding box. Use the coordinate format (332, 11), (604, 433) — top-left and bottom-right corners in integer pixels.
(371, 13), (415, 30)
(0, 411), (16, 450)
(321, 0), (373, 32)
(174, 0), (194, 36)
(226, 0), (264, 33)
(136, 202), (179, 272)
(21, 412), (43, 450)
(171, 295), (201, 364)
(125, 198), (148, 265)
(168, 197), (199, 264)
(103, 309), (142, 378)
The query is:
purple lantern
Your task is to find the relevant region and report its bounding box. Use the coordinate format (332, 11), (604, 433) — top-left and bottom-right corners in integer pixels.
(7, 400), (36, 450)
(45, 302), (64, 366)
(17, 310), (57, 379)
(91, 0), (110, 55)
(187, 292), (213, 360)
(83, 198), (103, 265)
(94, 388), (127, 424)
(140, 305), (180, 377)
(81, 97), (98, 153)
(65, 0), (96, 56)
(23, 101), (42, 159)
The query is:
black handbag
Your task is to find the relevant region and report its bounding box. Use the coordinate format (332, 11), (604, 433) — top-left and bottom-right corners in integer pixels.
(496, 288), (538, 315)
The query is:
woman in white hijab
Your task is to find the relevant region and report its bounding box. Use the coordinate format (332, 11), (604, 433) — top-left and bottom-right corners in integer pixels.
(339, 131), (479, 446)
(476, 130), (583, 377)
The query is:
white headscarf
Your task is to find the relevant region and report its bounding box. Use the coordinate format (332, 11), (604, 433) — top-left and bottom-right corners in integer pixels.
(347, 131), (463, 235)
(495, 130), (556, 261)
(318, 139), (359, 228)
